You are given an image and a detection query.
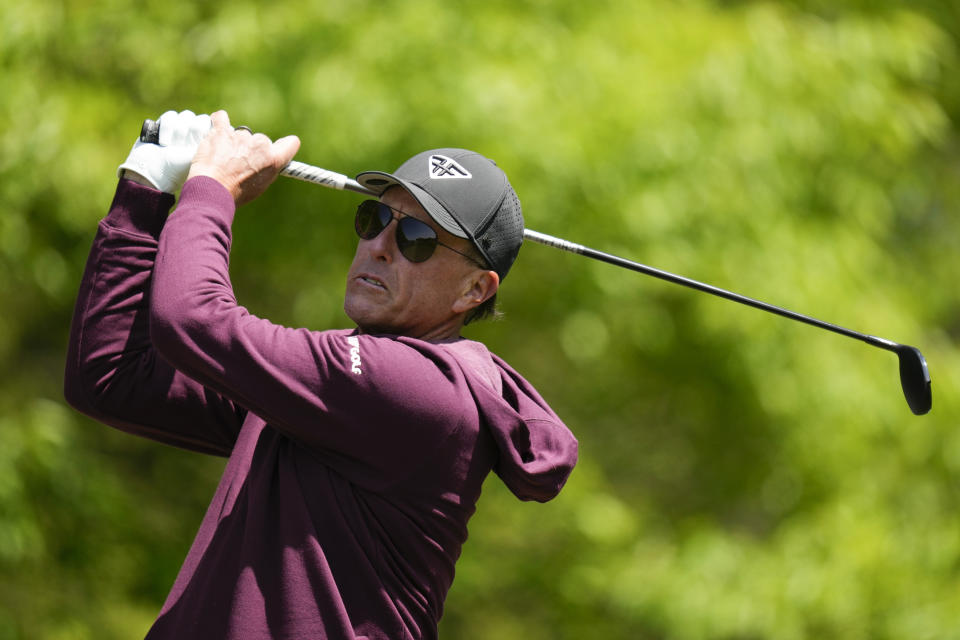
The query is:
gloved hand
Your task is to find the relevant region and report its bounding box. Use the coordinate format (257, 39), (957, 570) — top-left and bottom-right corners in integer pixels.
(118, 110), (212, 193)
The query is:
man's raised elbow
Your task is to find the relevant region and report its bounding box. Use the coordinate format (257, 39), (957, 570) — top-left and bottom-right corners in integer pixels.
(62, 356), (112, 421)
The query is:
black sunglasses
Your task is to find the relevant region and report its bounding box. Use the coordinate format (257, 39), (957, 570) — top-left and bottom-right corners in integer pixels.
(354, 200), (486, 266)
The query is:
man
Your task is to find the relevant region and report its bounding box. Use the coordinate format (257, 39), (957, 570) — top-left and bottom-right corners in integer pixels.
(64, 110), (577, 639)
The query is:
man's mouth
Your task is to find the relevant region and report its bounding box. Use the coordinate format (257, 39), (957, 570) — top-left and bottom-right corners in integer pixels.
(358, 275), (386, 290)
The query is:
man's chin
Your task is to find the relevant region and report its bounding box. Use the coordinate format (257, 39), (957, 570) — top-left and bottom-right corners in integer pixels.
(344, 302), (394, 336)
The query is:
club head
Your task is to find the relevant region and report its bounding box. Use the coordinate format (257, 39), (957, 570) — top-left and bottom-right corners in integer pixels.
(895, 345), (932, 415)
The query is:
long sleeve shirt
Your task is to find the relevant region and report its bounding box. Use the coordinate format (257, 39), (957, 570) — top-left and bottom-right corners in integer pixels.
(64, 176), (578, 640)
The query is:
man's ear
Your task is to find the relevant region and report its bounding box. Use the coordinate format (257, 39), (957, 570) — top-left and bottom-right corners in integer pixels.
(453, 270), (500, 314)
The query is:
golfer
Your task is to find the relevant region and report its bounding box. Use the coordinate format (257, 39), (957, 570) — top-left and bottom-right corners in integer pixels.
(64, 110), (578, 640)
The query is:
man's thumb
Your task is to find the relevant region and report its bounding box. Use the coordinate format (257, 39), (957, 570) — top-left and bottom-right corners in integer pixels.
(273, 135), (301, 166)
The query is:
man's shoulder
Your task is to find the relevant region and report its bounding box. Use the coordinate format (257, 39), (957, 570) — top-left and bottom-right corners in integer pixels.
(430, 338), (506, 396)
(323, 331), (516, 395)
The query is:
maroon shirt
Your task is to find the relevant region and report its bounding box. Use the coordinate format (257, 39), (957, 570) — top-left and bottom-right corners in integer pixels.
(64, 176), (578, 639)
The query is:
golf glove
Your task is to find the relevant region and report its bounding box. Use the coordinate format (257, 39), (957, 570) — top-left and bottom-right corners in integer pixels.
(118, 110), (211, 194)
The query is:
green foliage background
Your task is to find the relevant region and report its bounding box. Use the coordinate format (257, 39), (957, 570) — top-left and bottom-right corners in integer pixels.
(2, 0), (959, 637)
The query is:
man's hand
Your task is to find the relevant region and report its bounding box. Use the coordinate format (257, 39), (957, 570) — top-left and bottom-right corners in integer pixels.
(187, 111), (301, 207)
(118, 110), (212, 194)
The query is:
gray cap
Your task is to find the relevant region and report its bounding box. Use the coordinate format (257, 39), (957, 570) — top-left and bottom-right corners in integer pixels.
(356, 148), (524, 280)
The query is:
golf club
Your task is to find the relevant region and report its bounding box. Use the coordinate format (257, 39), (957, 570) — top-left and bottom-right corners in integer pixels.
(140, 119), (933, 415)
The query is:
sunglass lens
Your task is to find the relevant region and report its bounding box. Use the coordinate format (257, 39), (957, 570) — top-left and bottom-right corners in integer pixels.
(355, 201), (390, 239)
(397, 218), (438, 263)
(355, 201), (439, 263)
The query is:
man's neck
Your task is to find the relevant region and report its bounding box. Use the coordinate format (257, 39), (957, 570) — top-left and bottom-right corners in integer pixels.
(356, 318), (465, 343)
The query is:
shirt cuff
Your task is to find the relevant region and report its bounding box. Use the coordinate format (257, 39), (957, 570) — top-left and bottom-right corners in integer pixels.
(175, 175), (237, 225)
(104, 178), (177, 239)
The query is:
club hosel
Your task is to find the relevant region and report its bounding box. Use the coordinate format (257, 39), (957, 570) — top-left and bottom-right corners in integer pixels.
(863, 334), (901, 353)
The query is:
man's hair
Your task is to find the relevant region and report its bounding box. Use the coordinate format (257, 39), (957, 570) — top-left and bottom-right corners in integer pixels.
(464, 293), (500, 325)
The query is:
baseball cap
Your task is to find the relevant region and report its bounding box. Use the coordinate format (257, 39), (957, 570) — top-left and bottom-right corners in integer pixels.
(355, 149), (524, 280)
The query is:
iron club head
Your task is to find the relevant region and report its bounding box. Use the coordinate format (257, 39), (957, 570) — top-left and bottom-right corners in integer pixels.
(895, 345), (932, 415)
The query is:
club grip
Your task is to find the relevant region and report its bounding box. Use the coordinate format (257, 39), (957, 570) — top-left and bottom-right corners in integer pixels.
(140, 119), (160, 144)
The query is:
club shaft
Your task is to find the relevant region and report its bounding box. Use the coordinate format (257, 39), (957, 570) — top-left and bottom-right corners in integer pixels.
(277, 161), (929, 415)
(522, 229), (896, 353)
(138, 118), (929, 413)
(137, 120), (902, 355)
(282, 163), (894, 354)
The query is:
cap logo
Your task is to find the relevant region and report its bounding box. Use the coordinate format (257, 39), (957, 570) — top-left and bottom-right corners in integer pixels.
(429, 155), (472, 180)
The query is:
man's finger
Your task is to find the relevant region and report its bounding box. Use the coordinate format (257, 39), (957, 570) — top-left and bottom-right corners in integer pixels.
(209, 110), (231, 132)
(272, 135), (301, 168)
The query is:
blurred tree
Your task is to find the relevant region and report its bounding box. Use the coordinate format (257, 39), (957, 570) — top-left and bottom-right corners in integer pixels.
(1, 0), (957, 638)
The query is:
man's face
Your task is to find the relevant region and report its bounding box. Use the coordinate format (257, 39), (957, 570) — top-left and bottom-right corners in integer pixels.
(344, 187), (489, 340)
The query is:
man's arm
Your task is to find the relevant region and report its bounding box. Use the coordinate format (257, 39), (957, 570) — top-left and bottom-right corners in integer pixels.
(64, 176), (246, 456)
(146, 112), (474, 487)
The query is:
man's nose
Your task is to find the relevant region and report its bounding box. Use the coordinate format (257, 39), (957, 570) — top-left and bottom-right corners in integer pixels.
(365, 219), (399, 262)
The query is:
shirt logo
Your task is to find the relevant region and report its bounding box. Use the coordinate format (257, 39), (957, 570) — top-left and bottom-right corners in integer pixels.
(429, 155), (472, 180)
(346, 336), (362, 375)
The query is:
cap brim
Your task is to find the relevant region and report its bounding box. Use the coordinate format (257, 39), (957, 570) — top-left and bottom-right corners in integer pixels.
(355, 171), (469, 239)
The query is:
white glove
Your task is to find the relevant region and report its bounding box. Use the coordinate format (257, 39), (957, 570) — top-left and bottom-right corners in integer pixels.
(118, 110), (212, 193)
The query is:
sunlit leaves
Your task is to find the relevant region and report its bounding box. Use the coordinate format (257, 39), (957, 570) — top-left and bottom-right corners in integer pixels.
(1, 0), (959, 638)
